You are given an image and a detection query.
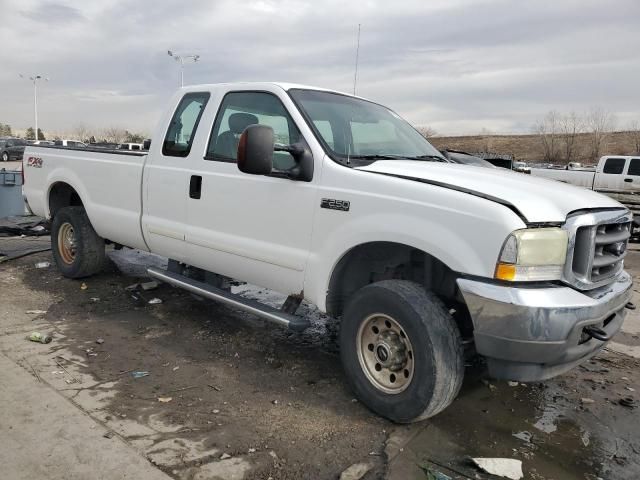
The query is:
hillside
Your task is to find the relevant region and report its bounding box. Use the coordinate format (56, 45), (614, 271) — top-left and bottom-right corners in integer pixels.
(429, 131), (640, 165)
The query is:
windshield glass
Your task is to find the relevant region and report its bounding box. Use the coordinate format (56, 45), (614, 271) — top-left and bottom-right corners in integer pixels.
(289, 89), (446, 166)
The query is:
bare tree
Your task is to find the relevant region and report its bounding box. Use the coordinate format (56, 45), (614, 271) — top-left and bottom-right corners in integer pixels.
(102, 127), (127, 143)
(533, 111), (560, 163)
(416, 126), (438, 138)
(586, 107), (615, 161)
(629, 121), (640, 154)
(558, 112), (583, 164)
(478, 127), (494, 153)
(73, 123), (92, 143)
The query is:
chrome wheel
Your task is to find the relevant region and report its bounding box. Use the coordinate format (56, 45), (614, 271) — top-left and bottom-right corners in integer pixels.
(57, 222), (77, 264)
(356, 313), (414, 394)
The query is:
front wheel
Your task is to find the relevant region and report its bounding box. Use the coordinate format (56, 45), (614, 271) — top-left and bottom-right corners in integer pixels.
(340, 280), (464, 422)
(1, 152), (8, 162)
(51, 206), (105, 278)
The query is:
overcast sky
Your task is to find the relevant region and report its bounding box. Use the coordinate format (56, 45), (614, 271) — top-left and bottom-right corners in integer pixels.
(1, 0), (639, 136)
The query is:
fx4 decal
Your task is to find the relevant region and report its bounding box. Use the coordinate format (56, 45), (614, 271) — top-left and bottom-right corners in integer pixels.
(27, 157), (43, 168)
(321, 198), (350, 212)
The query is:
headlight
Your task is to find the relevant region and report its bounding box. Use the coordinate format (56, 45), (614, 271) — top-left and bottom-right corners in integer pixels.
(495, 228), (568, 281)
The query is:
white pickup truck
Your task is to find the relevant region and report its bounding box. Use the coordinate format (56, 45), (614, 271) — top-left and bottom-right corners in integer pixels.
(22, 83), (633, 422)
(531, 155), (640, 193)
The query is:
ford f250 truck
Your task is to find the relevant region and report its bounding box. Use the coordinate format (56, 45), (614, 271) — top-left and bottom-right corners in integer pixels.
(22, 83), (633, 422)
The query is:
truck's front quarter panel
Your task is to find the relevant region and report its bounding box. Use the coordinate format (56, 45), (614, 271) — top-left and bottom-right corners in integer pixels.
(305, 159), (526, 312)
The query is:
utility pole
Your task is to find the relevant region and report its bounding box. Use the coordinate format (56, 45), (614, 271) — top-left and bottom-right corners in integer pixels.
(167, 51), (200, 87)
(353, 24), (361, 95)
(20, 74), (48, 139)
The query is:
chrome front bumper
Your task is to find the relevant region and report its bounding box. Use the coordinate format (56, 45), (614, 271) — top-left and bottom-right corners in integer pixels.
(457, 271), (632, 381)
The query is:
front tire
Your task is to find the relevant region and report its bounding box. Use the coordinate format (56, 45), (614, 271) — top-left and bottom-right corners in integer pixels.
(340, 280), (464, 422)
(51, 206), (105, 278)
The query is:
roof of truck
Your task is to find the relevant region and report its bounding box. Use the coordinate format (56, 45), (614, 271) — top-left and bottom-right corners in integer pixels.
(179, 82), (360, 98)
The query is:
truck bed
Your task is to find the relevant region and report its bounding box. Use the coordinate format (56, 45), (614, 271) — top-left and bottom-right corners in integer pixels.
(530, 167), (595, 188)
(22, 145), (149, 251)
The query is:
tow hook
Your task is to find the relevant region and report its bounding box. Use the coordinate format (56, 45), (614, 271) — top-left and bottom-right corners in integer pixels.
(583, 326), (611, 342)
(625, 302), (636, 310)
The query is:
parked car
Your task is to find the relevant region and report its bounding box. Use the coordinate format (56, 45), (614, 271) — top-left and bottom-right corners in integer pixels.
(512, 161), (531, 174)
(53, 139), (87, 148)
(441, 149), (497, 168)
(0, 137), (27, 161)
(30, 140), (55, 146)
(22, 82), (633, 422)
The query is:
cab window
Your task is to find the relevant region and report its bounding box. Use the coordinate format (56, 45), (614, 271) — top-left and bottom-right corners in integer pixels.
(602, 157), (625, 174)
(163, 92), (210, 157)
(627, 158), (640, 176)
(206, 91), (301, 171)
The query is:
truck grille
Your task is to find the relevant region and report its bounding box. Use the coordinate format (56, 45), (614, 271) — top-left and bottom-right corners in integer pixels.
(564, 209), (632, 290)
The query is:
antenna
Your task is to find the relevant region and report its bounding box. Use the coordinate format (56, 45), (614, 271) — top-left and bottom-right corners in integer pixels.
(353, 23), (361, 96)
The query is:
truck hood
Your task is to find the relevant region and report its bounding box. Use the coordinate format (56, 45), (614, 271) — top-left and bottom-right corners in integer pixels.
(357, 160), (624, 223)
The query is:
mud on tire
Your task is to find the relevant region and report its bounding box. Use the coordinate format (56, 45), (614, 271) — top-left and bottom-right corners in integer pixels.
(339, 280), (464, 423)
(51, 206), (105, 278)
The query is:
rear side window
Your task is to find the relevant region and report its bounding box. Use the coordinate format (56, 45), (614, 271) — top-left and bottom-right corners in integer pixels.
(628, 158), (640, 176)
(603, 157), (625, 174)
(163, 92), (210, 157)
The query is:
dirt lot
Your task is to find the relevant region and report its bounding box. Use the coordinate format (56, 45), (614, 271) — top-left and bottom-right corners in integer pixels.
(1, 240), (640, 479)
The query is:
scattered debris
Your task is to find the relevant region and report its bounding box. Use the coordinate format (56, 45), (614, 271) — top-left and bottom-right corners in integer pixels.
(25, 310), (47, 315)
(339, 461), (374, 480)
(471, 458), (523, 480)
(125, 283), (139, 291)
(158, 397), (173, 403)
(25, 358), (42, 383)
(418, 464), (452, 480)
(512, 431), (533, 443)
(34, 261), (50, 268)
(141, 280), (159, 291)
(220, 453), (232, 460)
(148, 298), (162, 305)
(96, 338), (105, 344)
(207, 384), (222, 391)
(80, 282), (88, 290)
(103, 431), (115, 439)
(619, 396), (638, 409)
(131, 371), (150, 379)
(626, 387), (635, 392)
(248, 448), (256, 453)
(90, 297), (100, 302)
(581, 398), (595, 404)
(28, 332), (52, 344)
(507, 381), (519, 387)
(212, 409), (220, 414)
(172, 366), (179, 371)
(272, 399), (279, 405)
(54, 357), (81, 384)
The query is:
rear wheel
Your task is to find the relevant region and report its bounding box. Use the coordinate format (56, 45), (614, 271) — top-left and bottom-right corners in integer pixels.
(1, 152), (8, 162)
(51, 206), (105, 278)
(340, 280), (464, 422)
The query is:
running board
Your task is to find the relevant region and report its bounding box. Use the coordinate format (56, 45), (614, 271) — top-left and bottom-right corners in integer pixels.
(147, 267), (310, 332)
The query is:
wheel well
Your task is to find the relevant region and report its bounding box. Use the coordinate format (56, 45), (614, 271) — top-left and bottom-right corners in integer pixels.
(326, 242), (462, 318)
(49, 182), (83, 218)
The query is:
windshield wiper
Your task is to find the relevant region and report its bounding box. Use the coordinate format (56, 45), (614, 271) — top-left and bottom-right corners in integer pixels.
(348, 154), (409, 160)
(405, 155), (447, 162)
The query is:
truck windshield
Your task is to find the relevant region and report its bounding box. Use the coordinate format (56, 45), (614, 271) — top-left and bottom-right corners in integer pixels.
(289, 89), (446, 166)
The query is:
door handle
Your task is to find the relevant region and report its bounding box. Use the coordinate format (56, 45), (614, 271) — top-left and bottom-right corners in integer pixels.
(624, 178), (633, 183)
(189, 175), (202, 199)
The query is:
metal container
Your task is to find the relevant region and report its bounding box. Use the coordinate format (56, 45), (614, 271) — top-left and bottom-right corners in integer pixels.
(0, 169), (26, 219)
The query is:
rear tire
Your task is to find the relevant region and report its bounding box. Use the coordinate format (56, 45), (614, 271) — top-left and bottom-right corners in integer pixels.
(51, 206), (105, 278)
(340, 280), (464, 422)
(1, 152), (8, 162)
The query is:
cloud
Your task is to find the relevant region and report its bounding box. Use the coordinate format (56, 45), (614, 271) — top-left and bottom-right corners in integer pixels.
(0, 0), (638, 136)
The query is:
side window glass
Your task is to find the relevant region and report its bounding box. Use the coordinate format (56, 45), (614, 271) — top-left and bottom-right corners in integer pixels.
(163, 92), (210, 157)
(602, 157), (625, 174)
(627, 159), (640, 176)
(313, 120), (334, 149)
(206, 91), (301, 171)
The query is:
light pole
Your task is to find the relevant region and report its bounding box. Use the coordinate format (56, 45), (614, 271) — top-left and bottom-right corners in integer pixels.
(167, 51), (200, 87)
(20, 74), (49, 140)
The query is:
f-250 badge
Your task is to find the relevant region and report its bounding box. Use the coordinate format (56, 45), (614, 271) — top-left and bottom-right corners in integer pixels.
(27, 157), (43, 168)
(321, 198), (350, 212)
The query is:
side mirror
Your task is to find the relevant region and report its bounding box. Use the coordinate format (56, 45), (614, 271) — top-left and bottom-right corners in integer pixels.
(143, 139), (151, 150)
(237, 125), (274, 175)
